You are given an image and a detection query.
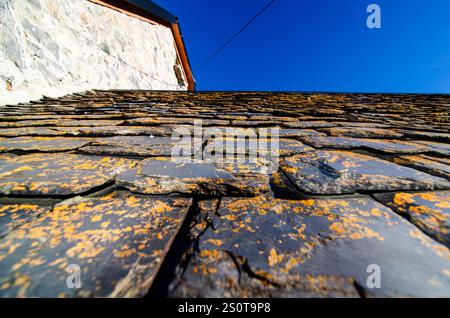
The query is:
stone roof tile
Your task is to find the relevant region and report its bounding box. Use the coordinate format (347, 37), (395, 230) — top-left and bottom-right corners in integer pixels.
(0, 90), (449, 298)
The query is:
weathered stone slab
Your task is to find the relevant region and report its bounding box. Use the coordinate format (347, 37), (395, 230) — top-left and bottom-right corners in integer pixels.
(231, 120), (282, 127)
(127, 117), (229, 126)
(282, 121), (337, 129)
(411, 140), (450, 156)
(269, 171), (302, 199)
(204, 127), (257, 138)
(0, 154), (17, 165)
(169, 197), (450, 298)
(215, 115), (248, 121)
(319, 127), (403, 138)
(374, 191), (450, 248)
(0, 203), (51, 238)
(0, 137), (92, 152)
(0, 154), (138, 196)
(275, 139), (315, 156)
(203, 138), (313, 158)
(117, 157), (271, 197)
(53, 126), (174, 137)
(278, 129), (326, 139)
(393, 155), (450, 179)
(0, 114), (125, 121)
(299, 136), (428, 154)
(80, 136), (198, 157)
(401, 130), (450, 142)
(249, 115), (297, 122)
(0, 127), (63, 137)
(0, 120), (124, 128)
(421, 155), (450, 166)
(281, 150), (450, 194)
(0, 193), (192, 297)
(334, 122), (391, 128)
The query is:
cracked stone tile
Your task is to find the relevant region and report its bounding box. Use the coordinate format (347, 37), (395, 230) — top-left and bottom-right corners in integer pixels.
(168, 196), (450, 297)
(393, 155), (450, 179)
(299, 136), (429, 154)
(0, 153), (138, 196)
(269, 171), (302, 199)
(0, 203), (51, 238)
(0, 193), (192, 297)
(52, 126), (174, 137)
(170, 249), (359, 298)
(0, 137), (92, 152)
(319, 127), (403, 139)
(374, 191), (450, 248)
(281, 150), (450, 194)
(117, 157), (271, 197)
(282, 121), (337, 129)
(79, 136), (199, 157)
(203, 138), (313, 158)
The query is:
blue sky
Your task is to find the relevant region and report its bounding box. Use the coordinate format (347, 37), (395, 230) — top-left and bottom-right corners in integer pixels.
(156, 0), (450, 93)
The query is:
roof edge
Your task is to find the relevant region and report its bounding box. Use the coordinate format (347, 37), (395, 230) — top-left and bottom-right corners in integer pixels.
(89, 0), (196, 91)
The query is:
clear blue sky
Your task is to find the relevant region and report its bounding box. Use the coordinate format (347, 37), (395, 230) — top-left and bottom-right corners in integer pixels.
(156, 0), (450, 93)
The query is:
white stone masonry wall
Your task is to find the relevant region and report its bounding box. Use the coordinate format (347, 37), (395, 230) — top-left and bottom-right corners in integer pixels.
(0, 0), (188, 106)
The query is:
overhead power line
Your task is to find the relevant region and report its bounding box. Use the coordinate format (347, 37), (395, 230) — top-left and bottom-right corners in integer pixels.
(196, 0), (276, 70)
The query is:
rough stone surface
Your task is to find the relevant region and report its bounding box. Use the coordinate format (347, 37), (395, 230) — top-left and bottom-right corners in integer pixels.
(319, 127), (403, 138)
(411, 140), (450, 156)
(204, 137), (314, 158)
(0, 137), (92, 152)
(0, 203), (51, 238)
(53, 126), (175, 137)
(374, 192), (450, 248)
(0, 119), (125, 128)
(0, 0), (187, 106)
(0, 91), (450, 298)
(0, 127), (63, 137)
(117, 157), (271, 197)
(282, 121), (337, 129)
(279, 129), (327, 139)
(169, 196), (450, 298)
(401, 130), (450, 142)
(281, 150), (450, 194)
(0, 154), (17, 165)
(393, 155), (450, 180)
(80, 136), (197, 157)
(299, 135), (429, 154)
(0, 192), (192, 297)
(0, 153), (138, 196)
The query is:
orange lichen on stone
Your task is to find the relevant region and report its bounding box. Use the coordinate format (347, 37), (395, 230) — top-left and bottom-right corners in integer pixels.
(0, 193), (192, 297)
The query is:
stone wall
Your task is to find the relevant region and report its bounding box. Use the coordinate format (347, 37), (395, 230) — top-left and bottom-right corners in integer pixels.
(0, 0), (188, 106)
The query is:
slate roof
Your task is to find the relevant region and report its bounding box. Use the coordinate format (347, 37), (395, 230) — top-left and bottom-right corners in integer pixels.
(0, 90), (449, 297)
